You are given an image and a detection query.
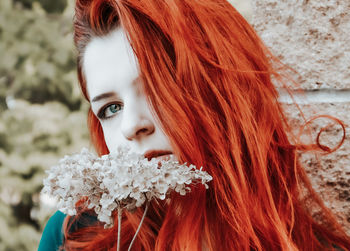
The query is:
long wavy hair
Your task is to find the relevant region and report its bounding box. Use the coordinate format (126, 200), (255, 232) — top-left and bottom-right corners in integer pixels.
(63, 0), (350, 250)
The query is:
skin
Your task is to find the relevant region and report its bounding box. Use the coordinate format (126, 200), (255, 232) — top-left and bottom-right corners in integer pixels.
(83, 28), (173, 158)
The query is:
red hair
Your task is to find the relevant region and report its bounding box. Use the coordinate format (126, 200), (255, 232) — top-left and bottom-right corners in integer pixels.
(64, 0), (350, 250)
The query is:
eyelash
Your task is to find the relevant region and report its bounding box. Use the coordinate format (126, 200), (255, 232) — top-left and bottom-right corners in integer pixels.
(97, 102), (123, 120)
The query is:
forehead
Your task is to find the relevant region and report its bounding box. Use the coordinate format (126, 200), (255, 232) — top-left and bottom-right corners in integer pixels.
(83, 28), (139, 100)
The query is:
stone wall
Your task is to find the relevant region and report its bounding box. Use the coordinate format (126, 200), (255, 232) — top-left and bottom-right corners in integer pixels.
(252, 0), (350, 232)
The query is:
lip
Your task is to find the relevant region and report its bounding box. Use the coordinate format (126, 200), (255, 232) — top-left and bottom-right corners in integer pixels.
(144, 150), (173, 161)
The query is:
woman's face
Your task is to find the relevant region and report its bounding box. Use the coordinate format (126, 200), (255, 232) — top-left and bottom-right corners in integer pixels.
(83, 29), (173, 160)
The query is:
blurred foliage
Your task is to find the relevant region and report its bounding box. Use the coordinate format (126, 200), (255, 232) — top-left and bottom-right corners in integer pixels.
(0, 0), (90, 250)
(0, 101), (90, 250)
(0, 0), (81, 112)
(13, 0), (67, 13)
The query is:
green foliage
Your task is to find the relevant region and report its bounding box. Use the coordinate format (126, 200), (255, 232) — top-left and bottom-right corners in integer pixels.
(0, 0), (90, 250)
(14, 0), (67, 13)
(0, 0), (81, 112)
(0, 101), (90, 250)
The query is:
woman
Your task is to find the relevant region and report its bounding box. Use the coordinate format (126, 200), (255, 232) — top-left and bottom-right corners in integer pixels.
(39, 0), (350, 250)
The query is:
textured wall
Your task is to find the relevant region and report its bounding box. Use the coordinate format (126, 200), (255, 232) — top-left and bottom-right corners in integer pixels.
(252, 0), (350, 232)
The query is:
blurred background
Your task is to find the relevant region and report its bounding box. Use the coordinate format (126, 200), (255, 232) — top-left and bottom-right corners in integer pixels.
(0, 0), (252, 250)
(0, 0), (91, 250)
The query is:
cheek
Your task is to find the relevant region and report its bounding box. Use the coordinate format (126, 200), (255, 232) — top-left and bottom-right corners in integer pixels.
(101, 122), (124, 153)
(153, 118), (171, 143)
(157, 128), (172, 146)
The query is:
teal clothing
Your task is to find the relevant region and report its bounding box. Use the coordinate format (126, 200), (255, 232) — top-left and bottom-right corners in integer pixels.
(38, 211), (66, 251)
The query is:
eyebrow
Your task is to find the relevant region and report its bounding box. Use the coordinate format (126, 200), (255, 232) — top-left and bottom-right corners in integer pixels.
(91, 77), (142, 103)
(91, 92), (116, 102)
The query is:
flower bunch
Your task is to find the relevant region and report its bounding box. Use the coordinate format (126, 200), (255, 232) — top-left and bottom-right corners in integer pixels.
(42, 147), (212, 228)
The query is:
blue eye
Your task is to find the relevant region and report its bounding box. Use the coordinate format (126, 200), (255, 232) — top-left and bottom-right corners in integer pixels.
(98, 103), (122, 119)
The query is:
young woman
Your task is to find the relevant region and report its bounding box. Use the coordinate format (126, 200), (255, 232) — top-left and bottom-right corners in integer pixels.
(39, 0), (350, 250)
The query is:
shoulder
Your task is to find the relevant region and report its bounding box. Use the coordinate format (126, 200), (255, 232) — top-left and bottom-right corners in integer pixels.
(38, 210), (66, 251)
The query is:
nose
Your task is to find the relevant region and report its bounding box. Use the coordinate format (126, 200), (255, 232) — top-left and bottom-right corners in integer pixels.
(121, 115), (155, 141)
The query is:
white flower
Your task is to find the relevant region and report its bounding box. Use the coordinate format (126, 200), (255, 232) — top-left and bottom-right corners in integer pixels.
(42, 147), (212, 227)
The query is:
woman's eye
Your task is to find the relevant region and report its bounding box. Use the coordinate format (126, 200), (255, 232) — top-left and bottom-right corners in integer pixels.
(99, 103), (122, 119)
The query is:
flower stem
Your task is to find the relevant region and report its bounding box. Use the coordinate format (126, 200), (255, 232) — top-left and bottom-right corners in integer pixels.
(117, 207), (122, 251)
(127, 201), (150, 251)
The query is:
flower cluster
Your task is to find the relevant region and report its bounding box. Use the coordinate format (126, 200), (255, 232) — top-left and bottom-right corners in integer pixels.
(42, 147), (212, 227)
